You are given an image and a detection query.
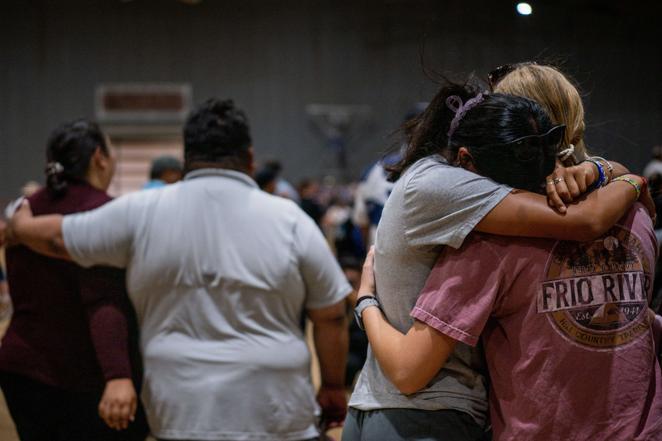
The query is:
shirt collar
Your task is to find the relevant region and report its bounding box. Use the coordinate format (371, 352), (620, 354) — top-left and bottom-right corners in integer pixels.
(184, 168), (258, 188)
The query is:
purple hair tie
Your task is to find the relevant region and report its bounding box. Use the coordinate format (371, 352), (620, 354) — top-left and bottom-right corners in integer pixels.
(446, 92), (485, 141)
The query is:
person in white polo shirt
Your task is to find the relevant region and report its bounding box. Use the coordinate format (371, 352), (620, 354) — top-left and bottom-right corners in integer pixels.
(6, 98), (352, 441)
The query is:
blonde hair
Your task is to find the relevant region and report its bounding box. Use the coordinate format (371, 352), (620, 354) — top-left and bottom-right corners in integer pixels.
(494, 64), (589, 164)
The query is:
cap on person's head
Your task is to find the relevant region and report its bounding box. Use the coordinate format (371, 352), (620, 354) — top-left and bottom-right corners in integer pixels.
(150, 156), (183, 180)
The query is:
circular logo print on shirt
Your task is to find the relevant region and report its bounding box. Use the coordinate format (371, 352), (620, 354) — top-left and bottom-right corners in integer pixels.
(538, 225), (652, 350)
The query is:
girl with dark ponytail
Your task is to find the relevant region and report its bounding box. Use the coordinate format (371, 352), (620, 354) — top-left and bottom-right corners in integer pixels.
(345, 78), (650, 441)
(391, 81), (561, 192)
(45, 119), (111, 198)
(0, 119), (149, 441)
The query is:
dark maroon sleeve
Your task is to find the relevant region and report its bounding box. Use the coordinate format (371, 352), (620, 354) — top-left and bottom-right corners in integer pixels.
(78, 266), (132, 381)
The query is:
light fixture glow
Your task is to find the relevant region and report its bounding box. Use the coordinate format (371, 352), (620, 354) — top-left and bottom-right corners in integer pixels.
(516, 2), (533, 15)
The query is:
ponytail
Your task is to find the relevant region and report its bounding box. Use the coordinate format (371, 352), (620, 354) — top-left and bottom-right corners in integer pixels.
(45, 161), (67, 198)
(387, 81), (485, 181)
(45, 119), (108, 198)
(386, 76), (557, 190)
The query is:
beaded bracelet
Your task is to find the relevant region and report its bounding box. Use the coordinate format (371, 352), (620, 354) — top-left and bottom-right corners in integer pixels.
(612, 176), (642, 199)
(590, 156), (614, 183)
(585, 158), (607, 190)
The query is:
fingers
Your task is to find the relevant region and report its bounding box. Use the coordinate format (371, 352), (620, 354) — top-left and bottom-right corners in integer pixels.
(553, 177), (573, 203)
(99, 399), (119, 431)
(360, 252), (376, 292)
(108, 401), (121, 430)
(565, 164), (595, 197)
(564, 175), (581, 199)
(118, 401), (132, 429)
(545, 180), (567, 213)
(546, 164), (597, 212)
(574, 165), (590, 194)
(359, 269), (376, 294)
(365, 246), (375, 264)
(99, 397), (135, 431)
(574, 173), (588, 194)
(111, 401), (130, 430)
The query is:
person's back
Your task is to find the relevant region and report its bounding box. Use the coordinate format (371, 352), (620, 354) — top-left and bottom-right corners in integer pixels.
(2, 184), (121, 390)
(1, 181), (147, 440)
(349, 153), (512, 427)
(415, 203), (662, 440)
(66, 169), (345, 439)
(61, 99), (351, 440)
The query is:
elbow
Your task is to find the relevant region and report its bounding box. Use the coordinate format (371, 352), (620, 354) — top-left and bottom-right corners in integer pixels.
(396, 383), (423, 396)
(49, 237), (69, 259)
(394, 379), (425, 396)
(388, 370), (427, 396)
(567, 213), (608, 242)
(572, 224), (605, 242)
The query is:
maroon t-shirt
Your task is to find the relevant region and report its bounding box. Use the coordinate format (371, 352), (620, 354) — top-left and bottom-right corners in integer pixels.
(413, 204), (662, 440)
(0, 183), (141, 392)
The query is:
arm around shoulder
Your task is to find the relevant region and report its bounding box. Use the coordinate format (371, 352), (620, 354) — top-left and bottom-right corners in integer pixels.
(11, 200), (69, 259)
(476, 177), (643, 242)
(363, 309), (457, 395)
(356, 248), (458, 395)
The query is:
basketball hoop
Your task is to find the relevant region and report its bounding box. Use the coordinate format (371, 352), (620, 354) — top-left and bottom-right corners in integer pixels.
(305, 104), (372, 180)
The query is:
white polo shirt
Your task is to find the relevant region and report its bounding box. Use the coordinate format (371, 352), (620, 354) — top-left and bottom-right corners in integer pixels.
(63, 168), (351, 441)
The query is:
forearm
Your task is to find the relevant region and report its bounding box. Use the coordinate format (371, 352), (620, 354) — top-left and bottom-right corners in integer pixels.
(88, 303), (132, 380)
(312, 315), (348, 388)
(609, 161), (629, 178)
(362, 307), (413, 388)
(363, 307), (452, 394)
(565, 180), (640, 239)
(477, 180), (638, 242)
(356, 249), (454, 394)
(80, 267), (133, 380)
(13, 214), (70, 259)
(532, 181), (637, 241)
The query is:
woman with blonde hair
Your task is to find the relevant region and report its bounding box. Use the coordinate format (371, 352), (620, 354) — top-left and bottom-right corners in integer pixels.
(489, 62), (615, 210)
(491, 63), (587, 161)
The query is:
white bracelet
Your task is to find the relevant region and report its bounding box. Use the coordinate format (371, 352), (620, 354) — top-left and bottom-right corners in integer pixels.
(591, 156), (613, 183)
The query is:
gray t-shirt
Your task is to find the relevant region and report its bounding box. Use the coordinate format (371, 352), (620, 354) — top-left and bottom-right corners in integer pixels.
(63, 169), (351, 441)
(348, 155), (512, 426)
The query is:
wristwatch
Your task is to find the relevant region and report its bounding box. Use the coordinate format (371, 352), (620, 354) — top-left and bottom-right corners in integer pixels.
(354, 295), (381, 331)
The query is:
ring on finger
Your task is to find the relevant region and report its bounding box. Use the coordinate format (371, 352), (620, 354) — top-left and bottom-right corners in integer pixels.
(546, 180), (555, 185)
(553, 177), (565, 184)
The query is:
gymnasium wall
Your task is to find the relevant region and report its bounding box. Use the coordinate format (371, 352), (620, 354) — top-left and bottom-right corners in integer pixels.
(1, 0), (660, 201)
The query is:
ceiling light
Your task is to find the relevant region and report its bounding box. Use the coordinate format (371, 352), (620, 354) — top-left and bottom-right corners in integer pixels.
(516, 2), (533, 15)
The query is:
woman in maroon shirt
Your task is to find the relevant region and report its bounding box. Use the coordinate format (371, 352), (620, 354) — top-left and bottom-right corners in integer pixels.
(0, 119), (148, 441)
